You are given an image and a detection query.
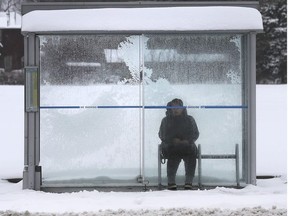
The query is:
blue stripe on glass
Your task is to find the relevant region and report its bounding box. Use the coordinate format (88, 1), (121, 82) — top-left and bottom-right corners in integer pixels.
(40, 105), (248, 109)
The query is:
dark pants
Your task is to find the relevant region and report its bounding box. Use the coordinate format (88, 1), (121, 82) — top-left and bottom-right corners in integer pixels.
(167, 155), (196, 184)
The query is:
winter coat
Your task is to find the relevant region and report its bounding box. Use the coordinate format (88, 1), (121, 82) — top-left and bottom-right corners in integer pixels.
(158, 113), (199, 146)
(158, 106), (199, 158)
(159, 114), (199, 145)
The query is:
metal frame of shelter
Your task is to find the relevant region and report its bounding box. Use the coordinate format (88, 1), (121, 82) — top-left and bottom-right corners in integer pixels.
(22, 1), (261, 191)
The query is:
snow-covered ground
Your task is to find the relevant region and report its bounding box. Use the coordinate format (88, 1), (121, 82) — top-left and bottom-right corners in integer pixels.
(0, 177), (286, 215)
(0, 85), (286, 215)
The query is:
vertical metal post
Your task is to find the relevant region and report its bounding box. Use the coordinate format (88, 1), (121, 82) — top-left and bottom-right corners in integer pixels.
(139, 35), (145, 183)
(242, 35), (249, 185)
(23, 33), (41, 190)
(247, 33), (257, 185)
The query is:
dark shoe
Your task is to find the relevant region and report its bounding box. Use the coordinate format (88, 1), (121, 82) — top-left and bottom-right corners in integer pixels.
(184, 183), (193, 190)
(167, 183), (177, 190)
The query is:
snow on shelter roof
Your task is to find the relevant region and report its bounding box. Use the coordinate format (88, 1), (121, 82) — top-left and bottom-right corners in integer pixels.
(22, 6), (263, 33)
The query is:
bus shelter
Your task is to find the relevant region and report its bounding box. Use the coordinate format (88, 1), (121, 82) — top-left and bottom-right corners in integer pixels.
(21, 2), (263, 191)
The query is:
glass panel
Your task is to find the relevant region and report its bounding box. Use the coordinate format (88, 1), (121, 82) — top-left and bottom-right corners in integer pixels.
(143, 34), (246, 185)
(39, 35), (142, 185)
(39, 33), (247, 187)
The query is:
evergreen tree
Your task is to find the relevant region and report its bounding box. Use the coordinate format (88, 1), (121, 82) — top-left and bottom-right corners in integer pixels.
(257, 0), (287, 84)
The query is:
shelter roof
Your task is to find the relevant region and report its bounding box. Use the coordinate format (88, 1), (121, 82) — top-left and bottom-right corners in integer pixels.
(22, 6), (263, 33)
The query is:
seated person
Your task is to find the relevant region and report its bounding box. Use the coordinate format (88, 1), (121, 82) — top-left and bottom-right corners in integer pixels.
(158, 98), (199, 190)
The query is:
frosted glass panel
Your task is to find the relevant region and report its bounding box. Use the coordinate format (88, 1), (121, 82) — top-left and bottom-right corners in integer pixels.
(39, 35), (141, 184)
(39, 34), (247, 187)
(143, 34), (246, 184)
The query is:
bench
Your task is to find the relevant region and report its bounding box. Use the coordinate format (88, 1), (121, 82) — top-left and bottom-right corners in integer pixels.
(158, 144), (240, 189)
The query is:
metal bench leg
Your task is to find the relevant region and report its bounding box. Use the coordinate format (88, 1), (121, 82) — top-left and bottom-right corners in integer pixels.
(158, 145), (162, 189)
(198, 144), (202, 188)
(235, 144), (240, 188)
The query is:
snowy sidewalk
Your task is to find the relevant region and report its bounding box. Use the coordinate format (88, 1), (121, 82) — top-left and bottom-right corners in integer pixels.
(0, 206), (286, 216)
(0, 178), (286, 215)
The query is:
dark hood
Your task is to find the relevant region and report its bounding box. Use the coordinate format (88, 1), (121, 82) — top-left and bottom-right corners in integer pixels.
(165, 99), (188, 117)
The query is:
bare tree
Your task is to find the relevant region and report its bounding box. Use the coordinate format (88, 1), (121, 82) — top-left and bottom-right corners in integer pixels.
(0, 0), (24, 13)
